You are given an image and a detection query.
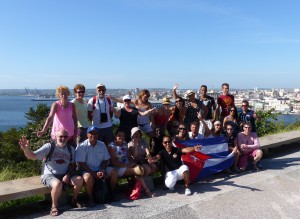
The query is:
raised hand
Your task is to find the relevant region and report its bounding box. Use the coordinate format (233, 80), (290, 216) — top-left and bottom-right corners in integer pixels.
(19, 136), (30, 150)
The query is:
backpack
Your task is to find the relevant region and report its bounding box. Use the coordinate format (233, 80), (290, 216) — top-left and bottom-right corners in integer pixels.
(92, 95), (113, 118)
(45, 141), (73, 162)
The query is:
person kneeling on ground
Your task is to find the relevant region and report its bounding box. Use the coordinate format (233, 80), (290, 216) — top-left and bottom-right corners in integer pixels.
(75, 125), (118, 206)
(237, 122), (263, 171)
(19, 129), (83, 217)
(148, 135), (201, 196)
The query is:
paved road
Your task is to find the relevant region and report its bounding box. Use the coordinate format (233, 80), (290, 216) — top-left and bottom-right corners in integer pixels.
(4, 141), (300, 219)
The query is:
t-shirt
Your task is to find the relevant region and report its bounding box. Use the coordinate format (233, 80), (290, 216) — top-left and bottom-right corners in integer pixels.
(239, 110), (256, 132)
(71, 98), (90, 128)
(158, 147), (184, 171)
(75, 139), (110, 172)
(217, 94), (234, 118)
(87, 96), (113, 128)
(109, 141), (129, 164)
(200, 95), (215, 120)
(35, 142), (75, 176)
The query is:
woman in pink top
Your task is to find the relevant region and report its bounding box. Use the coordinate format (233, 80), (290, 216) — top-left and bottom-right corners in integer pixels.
(37, 86), (78, 145)
(237, 122), (263, 171)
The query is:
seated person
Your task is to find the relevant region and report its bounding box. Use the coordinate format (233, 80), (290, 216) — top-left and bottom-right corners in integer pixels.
(174, 124), (190, 141)
(75, 126), (118, 206)
(148, 135), (201, 196)
(128, 127), (157, 197)
(237, 122), (263, 171)
(189, 121), (204, 139)
(19, 129), (83, 216)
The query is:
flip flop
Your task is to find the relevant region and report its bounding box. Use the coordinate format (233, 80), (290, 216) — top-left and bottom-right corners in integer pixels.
(50, 207), (59, 217)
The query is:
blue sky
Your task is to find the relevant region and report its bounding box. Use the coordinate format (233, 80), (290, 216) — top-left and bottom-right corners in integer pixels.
(0, 0), (300, 90)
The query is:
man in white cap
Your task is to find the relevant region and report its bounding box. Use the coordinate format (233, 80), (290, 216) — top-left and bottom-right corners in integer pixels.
(87, 83), (115, 145)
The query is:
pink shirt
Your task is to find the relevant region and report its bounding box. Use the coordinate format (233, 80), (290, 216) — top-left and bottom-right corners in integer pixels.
(51, 101), (75, 140)
(237, 132), (260, 154)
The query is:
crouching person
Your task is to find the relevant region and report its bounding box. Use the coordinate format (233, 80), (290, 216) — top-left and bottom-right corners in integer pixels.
(75, 125), (118, 206)
(148, 135), (201, 196)
(19, 129), (83, 217)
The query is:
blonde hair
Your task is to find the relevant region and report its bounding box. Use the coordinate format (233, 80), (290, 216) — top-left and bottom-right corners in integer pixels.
(55, 86), (70, 98)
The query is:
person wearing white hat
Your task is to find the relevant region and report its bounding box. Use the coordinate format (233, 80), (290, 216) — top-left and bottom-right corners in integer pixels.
(113, 94), (155, 143)
(87, 83), (115, 145)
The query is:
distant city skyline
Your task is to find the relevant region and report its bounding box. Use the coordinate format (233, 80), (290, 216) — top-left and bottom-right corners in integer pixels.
(1, 1), (300, 89)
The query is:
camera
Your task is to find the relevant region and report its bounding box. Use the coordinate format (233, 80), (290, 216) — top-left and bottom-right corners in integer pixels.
(100, 113), (108, 123)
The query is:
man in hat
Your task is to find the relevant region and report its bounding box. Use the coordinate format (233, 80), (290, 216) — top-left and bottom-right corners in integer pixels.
(19, 129), (83, 216)
(75, 126), (118, 206)
(87, 83), (115, 145)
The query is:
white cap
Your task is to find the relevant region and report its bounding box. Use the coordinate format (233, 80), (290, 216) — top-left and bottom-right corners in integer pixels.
(122, 94), (132, 101)
(96, 83), (106, 88)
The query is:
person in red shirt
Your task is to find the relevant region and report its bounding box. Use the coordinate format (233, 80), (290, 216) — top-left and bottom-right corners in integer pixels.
(214, 83), (234, 123)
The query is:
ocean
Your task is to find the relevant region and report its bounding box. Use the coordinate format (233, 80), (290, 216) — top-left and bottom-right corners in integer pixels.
(0, 95), (300, 132)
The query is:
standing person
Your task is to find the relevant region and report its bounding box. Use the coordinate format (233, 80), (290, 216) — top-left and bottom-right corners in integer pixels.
(167, 96), (186, 138)
(113, 94), (155, 143)
(237, 122), (263, 171)
(215, 83), (234, 123)
(37, 86), (77, 146)
(239, 100), (258, 133)
(199, 85), (216, 121)
(75, 126), (118, 206)
(173, 83), (207, 131)
(19, 129), (83, 216)
(152, 97), (172, 134)
(148, 135), (201, 195)
(71, 84), (90, 145)
(87, 83), (115, 145)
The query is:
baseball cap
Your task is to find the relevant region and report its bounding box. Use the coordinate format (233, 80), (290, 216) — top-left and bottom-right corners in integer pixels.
(87, 125), (99, 134)
(122, 94), (132, 101)
(96, 83), (106, 88)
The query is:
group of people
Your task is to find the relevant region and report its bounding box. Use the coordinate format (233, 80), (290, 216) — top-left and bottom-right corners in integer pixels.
(19, 82), (263, 216)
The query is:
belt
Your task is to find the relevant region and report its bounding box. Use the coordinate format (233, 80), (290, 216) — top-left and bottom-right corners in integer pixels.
(138, 123), (148, 127)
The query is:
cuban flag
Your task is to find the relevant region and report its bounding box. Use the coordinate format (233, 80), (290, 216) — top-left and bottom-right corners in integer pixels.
(174, 137), (235, 181)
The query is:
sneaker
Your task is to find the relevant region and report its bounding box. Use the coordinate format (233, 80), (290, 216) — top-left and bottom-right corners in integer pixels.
(169, 187), (175, 191)
(185, 188), (192, 196)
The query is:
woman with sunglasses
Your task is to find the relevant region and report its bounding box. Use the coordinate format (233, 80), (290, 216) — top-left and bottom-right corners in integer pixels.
(225, 123), (241, 172)
(222, 105), (239, 134)
(113, 94), (155, 143)
(237, 122), (263, 171)
(175, 124), (190, 141)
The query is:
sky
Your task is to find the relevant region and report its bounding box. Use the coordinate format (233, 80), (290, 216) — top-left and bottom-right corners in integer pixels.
(0, 0), (300, 90)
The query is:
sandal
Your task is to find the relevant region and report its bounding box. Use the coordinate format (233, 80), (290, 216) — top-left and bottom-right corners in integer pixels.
(70, 197), (82, 208)
(145, 189), (156, 198)
(50, 207), (59, 217)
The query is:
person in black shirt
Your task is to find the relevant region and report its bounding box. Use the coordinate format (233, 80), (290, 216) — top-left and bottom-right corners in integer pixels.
(148, 136), (201, 196)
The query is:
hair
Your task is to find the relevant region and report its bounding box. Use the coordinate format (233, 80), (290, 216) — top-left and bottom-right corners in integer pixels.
(225, 122), (234, 129)
(190, 121), (200, 128)
(242, 99), (249, 106)
(115, 130), (125, 136)
(200, 85), (207, 90)
(138, 89), (150, 99)
(243, 122), (252, 127)
(222, 83), (229, 88)
(55, 86), (70, 98)
(229, 105), (238, 119)
(73, 84), (85, 93)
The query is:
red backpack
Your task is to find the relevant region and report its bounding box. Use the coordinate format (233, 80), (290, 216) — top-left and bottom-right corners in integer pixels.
(92, 95), (113, 118)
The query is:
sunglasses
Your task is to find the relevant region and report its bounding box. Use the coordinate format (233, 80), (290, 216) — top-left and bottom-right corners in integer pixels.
(76, 91), (85, 94)
(175, 100), (182, 103)
(58, 135), (68, 138)
(179, 127), (186, 130)
(214, 124), (220, 126)
(163, 141), (172, 144)
(97, 89), (106, 92)
(124, 99), (131, 102)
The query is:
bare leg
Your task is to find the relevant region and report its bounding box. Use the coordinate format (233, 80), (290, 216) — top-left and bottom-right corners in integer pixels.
(182, 171), (190, 188)
(50, 179), (63, 209)
(83, 173), (94, 204)
(70, 175), (83, 200)
(253, 150), (263, 164)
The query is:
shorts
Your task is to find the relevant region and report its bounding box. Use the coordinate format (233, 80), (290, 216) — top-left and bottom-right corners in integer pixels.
(138, 123), (153, 134)
(42, 174), (64, 188)
(164, 165), (189, 189)
(238, 149), (260, 169)
(83, 167), (116, 179)
(107, 167), (126, 177)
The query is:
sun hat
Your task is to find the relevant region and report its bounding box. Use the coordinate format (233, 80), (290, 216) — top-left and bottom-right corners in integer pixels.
(132, 165), (145, 176)
(123, 94), (132, 101)
(87, 125), (99, 134)
(131, 127), (141, 138)
(162, 97), (171, 105)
